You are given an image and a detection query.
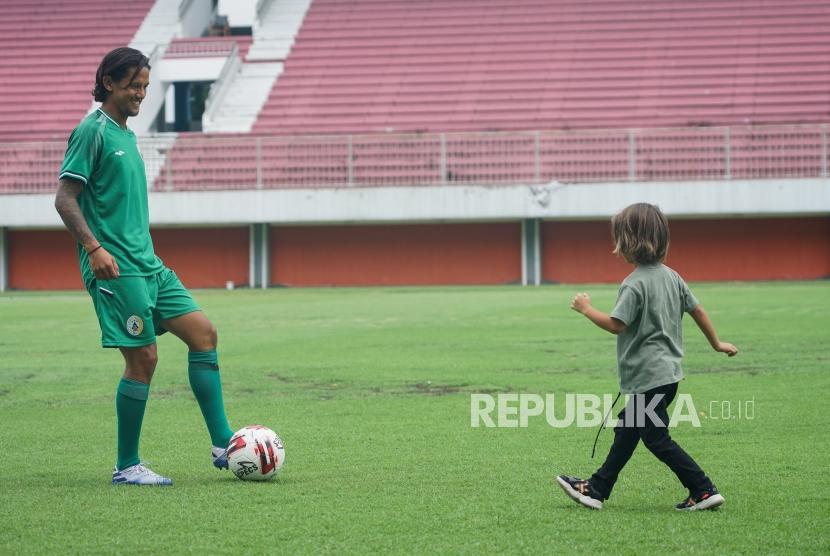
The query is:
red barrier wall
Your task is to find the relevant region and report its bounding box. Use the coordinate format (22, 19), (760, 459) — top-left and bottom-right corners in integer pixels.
(6, 218), (828, 290)
(669, 218), (830, 281)
(542, 217), (830, 283)
(8, 230), (83, 290)
(7, 227), (249, 290)
(270, 222), (522, 286)
(152, 227), (249, 288)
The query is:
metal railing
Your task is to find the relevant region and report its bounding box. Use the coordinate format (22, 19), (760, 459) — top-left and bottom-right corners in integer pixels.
(165, 38), (240, 58)
(202, 43), (242, 124)
(1, 124), (827, 194)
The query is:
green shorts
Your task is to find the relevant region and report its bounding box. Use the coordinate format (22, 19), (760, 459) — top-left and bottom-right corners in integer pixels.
(85, 267), (200, 348)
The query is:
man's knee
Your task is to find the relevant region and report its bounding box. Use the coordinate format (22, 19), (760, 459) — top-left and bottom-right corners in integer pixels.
(143, 348), (159, 369)
(193, 323), (217, 351)
(206, 324), (218, 349)
(132, 346), (158, 369)
(123, 345), (158, 381)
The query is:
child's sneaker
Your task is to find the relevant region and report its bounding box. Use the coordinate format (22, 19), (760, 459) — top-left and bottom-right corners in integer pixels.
(675, 487), (724, 511)
(556, 475), (604, 510)
(112, 463), (173, 486)
(212, 445), (229, 470)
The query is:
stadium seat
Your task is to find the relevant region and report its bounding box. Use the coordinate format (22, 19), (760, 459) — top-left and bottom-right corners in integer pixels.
(3, 0), (830, 192)
(0, 0), (154, 142)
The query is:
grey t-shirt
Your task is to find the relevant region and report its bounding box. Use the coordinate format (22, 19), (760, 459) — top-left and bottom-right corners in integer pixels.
(610, 263), (699, 393)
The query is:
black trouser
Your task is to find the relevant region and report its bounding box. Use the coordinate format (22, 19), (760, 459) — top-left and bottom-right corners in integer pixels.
(590, 382), (713, 500)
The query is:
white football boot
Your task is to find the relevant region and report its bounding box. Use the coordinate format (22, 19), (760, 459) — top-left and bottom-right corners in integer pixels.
(112, 463), (173, 486)
(212, 446), (229, 470)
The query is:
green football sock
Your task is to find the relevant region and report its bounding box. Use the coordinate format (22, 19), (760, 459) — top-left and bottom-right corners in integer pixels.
(188, 350), (234, 448)
(116, 377), (149, 470)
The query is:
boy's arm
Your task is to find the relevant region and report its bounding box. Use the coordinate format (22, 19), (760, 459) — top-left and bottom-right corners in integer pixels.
(688, 305), (738, 356)
(570, 293), (627, 335)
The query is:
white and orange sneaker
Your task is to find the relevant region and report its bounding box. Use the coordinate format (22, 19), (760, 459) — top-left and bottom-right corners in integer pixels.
(675, 487), (724, 511)
(556, 475), (604, 510)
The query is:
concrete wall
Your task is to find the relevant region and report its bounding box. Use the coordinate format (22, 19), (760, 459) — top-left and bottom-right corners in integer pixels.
(218, 0), (258, 27)
(7, 227), (249, 290)
(270, 222), (522, 286)
(179, 0), (213, 37)
(541, 217), (830, 284)
(153, 227), (249, 288)
(7, 230), (83, 290)
(2, 180), (828, 290)
(4, 216), (828, 290)
(3, 179), (829, 228)
(156, 57), (228, 83)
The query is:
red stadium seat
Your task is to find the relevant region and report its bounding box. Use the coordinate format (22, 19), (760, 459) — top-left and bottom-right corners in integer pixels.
(0, 0), (154, 143)
(248, 0), (830, 136)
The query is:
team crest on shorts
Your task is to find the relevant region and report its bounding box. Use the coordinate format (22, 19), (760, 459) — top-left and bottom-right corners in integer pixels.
(126, 315), (144, 336)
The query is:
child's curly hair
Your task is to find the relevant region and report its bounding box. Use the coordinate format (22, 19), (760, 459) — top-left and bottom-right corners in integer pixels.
(611, 203), (670, 265)
(92, 47), (150, 102)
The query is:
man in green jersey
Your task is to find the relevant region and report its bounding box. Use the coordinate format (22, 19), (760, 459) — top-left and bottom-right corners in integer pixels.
(55, 47), (234, 486)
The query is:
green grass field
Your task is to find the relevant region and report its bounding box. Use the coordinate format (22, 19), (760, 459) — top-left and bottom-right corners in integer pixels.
(1, 282), (828, 554)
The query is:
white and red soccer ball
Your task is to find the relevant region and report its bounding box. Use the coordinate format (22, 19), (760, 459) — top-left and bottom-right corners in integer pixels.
(226, 425), (285, 481)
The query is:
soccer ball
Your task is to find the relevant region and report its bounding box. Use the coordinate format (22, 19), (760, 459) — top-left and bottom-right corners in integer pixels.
(226, 425), (285, 481)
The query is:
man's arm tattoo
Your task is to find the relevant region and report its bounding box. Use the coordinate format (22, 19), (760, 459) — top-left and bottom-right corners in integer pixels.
(55, 179), (98, 251)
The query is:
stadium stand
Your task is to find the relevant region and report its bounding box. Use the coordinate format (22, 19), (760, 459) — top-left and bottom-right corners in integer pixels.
(1, 0), (829, 193)
(154, 0), (830, 191)
(0, 0), (154, 142)
(253, 0), (830, 135)
(0, 0), (154, 192)
(156, 124), (827, 190)
(1, 0), (828, 290)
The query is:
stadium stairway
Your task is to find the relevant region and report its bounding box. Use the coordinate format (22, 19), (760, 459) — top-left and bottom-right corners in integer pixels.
(125, 0), (217, 135)
(201, 0), (313, 133)
(247, 0), (314, 61)
(202, 61), (283, 133)
(130, 0), (182, 58)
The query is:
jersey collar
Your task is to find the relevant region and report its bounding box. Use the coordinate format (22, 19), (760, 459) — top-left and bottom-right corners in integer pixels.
(97, 107), (130, 131)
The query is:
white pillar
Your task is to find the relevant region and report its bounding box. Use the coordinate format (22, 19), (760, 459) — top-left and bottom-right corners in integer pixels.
(521, 219), (541, 286)
(249, 223), (270, 288)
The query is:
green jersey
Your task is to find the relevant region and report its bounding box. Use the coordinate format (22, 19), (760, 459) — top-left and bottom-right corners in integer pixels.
(59, 109), (162, 284)
(609, 263), (699, 394)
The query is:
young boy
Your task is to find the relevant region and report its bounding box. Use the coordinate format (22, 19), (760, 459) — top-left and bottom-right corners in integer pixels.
(556, 203), (738, 511)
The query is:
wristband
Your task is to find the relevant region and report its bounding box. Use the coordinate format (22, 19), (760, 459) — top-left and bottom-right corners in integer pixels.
(87, 244), (103, 255)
